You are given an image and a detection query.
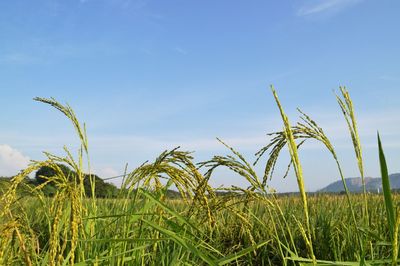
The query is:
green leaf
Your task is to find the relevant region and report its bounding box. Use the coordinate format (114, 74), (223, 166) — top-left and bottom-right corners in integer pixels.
(74, 246), (150, 266)
(378, 133), (396, 239)
(142, 219), (217, 265)
(216, 240), (271, 265)
(140, 189), (203, 236)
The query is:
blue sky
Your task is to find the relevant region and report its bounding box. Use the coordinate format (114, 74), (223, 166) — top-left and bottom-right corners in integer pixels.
(1, 0), (400, 192)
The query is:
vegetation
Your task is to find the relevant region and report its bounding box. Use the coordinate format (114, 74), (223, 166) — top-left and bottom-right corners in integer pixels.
(35, 165), (118, 198)
(0, 88), (398, 265)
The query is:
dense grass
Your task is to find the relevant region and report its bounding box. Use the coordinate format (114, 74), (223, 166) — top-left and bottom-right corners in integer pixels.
(0, 87), (399, 265)
(0, 193), (397, 265)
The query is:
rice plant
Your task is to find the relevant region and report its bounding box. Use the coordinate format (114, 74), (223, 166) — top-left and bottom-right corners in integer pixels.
(0, 88), (398, 265)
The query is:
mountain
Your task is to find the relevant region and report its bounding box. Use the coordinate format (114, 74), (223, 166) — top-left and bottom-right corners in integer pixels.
(318, 173), (400, 193)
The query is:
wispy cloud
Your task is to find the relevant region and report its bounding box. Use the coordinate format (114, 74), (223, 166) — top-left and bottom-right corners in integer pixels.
(173, 46), (188, 55)
(79, 0), (149, 10)
(0, 40), (123, 66)
(88, 134), (268, 153)
(0, 53), (43, 65)
(297, 0), (363, 17)
(379, 75), (400, 82)
(4, 107), (400, 156)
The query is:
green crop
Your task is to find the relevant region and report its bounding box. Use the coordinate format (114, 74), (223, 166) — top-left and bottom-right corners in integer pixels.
(0, 87), (398, 265)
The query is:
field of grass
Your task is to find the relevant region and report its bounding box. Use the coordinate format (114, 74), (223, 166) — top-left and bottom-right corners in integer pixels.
(1, 87), (398, 265)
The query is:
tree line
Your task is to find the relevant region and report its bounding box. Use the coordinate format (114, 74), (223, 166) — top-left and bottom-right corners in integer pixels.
(34, 164), (119, 197)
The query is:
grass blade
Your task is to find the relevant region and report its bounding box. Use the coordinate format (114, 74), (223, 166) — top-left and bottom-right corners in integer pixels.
(378, 133), (395, 238)
(141, 219), (217, 265)
(216, 240), (271, 265)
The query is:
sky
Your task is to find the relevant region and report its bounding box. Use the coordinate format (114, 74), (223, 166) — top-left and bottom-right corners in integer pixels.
(1, 0), (400, 192)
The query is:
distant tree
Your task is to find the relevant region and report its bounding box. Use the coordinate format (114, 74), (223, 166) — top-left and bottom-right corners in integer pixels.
(35, 165), (118, 198)
(83, 174), (118, 198)
(0, 176), (39, 196)
(35, 164), (73, 185)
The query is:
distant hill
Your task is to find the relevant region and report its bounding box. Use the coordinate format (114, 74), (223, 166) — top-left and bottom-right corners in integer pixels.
(318, 173), (400, 193)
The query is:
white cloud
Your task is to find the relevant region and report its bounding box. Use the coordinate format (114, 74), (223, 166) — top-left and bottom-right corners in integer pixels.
(297, 0), (363, 17)
(91, 166), (124, 187)
(0, 145), (30, 177)
(94, 166), (119, 178)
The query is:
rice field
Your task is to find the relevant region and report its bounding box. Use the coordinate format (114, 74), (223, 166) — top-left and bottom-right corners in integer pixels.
(0, 87), (398, 265)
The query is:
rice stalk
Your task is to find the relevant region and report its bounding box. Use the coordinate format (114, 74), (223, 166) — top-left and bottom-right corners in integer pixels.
(336, 87), (369, 223)
(32, 97), (93, 265)
(393, 211), (400, 266)
(33, 97), (88, 153)
(1, 88), (399, 265)
(200, 138), (265, 194)
(269, 86), (315, 264)
(256, 90), (366, 263)
(295, 109), (365, 259)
